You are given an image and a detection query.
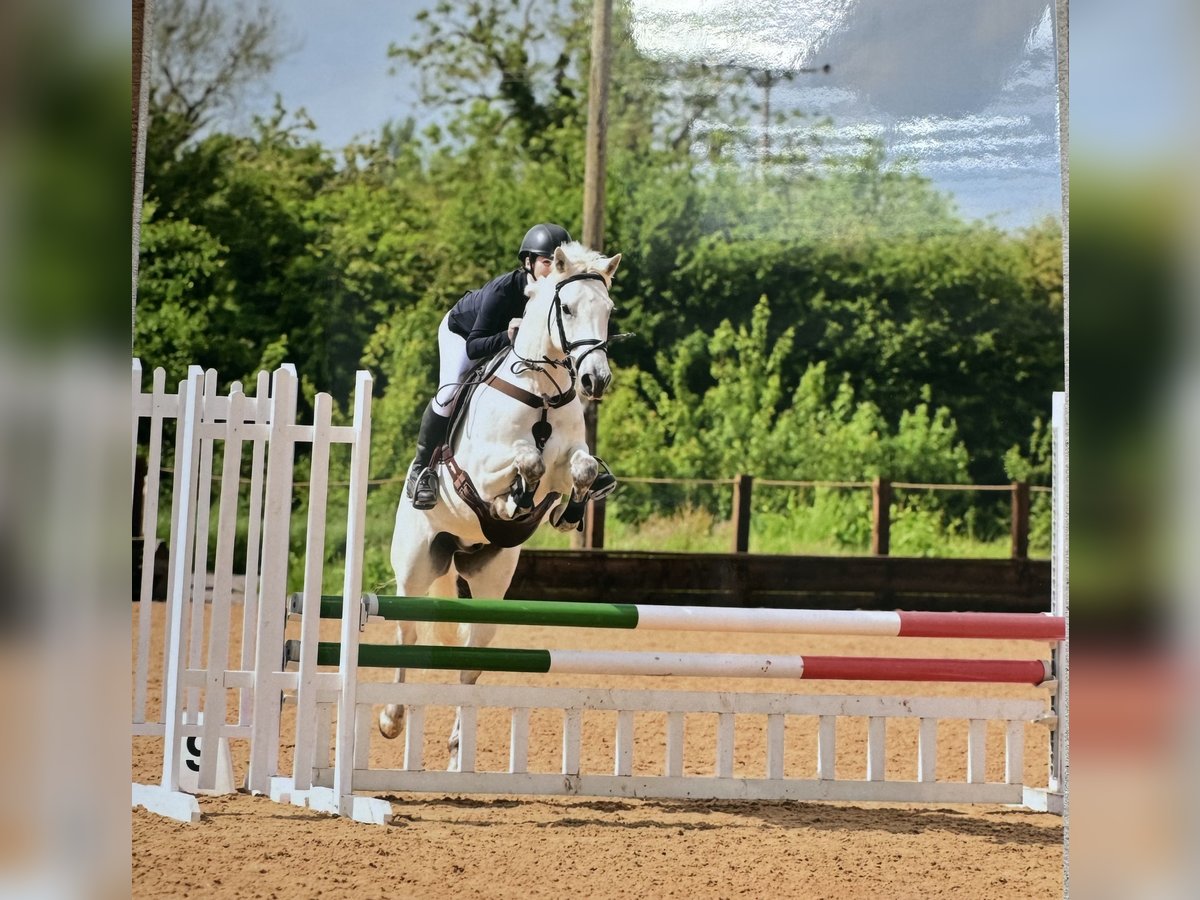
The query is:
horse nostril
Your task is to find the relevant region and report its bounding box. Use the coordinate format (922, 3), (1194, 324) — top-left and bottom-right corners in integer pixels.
(580, 371), (609, 399)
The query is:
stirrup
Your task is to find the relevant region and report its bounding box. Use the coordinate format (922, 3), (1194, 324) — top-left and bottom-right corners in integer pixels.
(412, 467), (439, 510)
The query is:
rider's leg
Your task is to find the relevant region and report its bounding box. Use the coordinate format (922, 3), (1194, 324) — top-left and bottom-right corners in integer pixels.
(407, 314), (471, 510)
(406, 401), (450, 509)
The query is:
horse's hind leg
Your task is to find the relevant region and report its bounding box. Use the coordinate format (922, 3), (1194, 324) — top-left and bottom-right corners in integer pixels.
(380, 513), (454, 739)
(379, 570), (460, 738)
(445, 550), (517, 770)
(380, 567), (461, 740)
(445, 625), (497, 773)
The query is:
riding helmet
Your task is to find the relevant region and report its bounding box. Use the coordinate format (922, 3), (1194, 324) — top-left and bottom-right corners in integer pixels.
(518, 223), (571, 261)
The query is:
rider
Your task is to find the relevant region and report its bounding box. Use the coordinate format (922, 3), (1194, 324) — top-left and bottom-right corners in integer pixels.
(405, 222), (612, 510)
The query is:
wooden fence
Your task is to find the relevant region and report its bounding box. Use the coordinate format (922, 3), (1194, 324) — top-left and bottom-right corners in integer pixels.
(587, 476), (1044, 557)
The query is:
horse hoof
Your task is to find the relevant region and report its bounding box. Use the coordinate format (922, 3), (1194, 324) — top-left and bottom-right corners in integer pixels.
(378, 707), (403, 740)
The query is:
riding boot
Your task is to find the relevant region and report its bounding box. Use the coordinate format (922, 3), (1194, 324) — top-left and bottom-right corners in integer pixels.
(405, 403), (450, 510)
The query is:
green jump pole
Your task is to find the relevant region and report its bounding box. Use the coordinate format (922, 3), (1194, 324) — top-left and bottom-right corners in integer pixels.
(284, 640), (1050, 684)
(289, 594), (1065, 642)
(300, 594), (641, 630)
(311, 641), (554, 673)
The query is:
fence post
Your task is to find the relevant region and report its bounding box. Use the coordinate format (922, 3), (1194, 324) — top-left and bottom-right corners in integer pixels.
(1011, 481), (1030, 559)
(577, 400), (604, 549)
(871, 477), (891, 556)
(731, 474), (753, 553)
(583, 499), (606, 550)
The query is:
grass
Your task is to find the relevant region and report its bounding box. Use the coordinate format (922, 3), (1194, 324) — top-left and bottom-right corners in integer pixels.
(525, 503), (1037, 559)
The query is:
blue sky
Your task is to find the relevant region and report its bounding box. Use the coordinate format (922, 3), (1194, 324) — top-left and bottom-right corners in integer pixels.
(231, 0), (423, 146)
(217, 0), (1169, 230)
(1070, 0), (1185, 162)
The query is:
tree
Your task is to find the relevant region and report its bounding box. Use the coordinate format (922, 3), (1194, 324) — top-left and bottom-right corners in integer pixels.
(150, 0), (291, 148)
(389, 0), (776, 162)
(137, 107), (397, 399)
(390, 0), (578, 145)
(599, 296), (973, 547)
(135, 203), (245, 376)
(797, 221), (1064, 481)
(134, 0), (1063, 511)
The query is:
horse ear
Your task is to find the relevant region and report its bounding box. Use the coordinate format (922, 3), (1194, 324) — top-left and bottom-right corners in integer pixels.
(602, 253), (622, 281)
(553, 245), (569, 273)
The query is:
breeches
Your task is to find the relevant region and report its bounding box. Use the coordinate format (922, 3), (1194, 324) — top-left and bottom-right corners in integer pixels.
(433, 312), (474, 416)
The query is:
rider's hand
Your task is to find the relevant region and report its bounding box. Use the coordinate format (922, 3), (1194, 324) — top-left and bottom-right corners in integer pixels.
(507, 318), (522, 344)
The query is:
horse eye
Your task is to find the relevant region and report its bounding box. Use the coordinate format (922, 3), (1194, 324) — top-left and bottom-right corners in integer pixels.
(562, 305), (573, 317)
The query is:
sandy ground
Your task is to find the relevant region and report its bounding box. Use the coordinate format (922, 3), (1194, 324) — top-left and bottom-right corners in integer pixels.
(133, 601), (1063, 898)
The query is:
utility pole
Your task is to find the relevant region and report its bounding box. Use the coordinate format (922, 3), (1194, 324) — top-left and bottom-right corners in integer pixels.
(133, 0), (154, 321)
(748, 69), (785, 160)
(745, 65), (829, 163)
(579, 0), (612, 549)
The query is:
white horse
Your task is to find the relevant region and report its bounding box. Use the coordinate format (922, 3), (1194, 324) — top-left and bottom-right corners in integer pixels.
(380, 242), (621, 764)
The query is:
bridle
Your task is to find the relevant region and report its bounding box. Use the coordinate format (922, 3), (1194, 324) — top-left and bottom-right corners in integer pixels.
(548, 272), (613, 373)
(508, 271), (630, 401)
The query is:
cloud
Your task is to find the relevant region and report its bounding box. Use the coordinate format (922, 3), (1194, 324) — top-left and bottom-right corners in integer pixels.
(818, 0), (1051, 117)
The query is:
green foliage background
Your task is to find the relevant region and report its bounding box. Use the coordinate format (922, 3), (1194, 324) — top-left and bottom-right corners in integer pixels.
(135, 0), (1063, 578)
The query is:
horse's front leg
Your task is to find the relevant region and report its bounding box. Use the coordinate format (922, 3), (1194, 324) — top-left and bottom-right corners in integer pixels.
(492, 438), (545, 519)
(549, 446), (598, 531)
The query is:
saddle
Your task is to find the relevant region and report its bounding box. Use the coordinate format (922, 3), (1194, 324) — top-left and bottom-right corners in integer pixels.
(430, 352), (561, 549)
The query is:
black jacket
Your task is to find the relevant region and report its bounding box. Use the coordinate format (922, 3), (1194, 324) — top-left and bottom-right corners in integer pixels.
(447, 269), (531, 360)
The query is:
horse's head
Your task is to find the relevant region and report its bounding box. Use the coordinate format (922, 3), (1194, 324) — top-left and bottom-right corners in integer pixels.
(521, 241), (622, 401)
